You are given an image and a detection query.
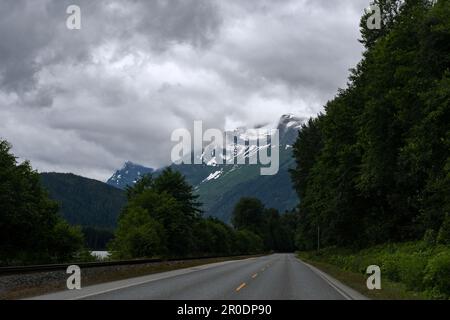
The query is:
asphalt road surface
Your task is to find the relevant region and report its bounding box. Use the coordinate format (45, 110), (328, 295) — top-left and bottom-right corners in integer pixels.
(31, 254), (367, 300)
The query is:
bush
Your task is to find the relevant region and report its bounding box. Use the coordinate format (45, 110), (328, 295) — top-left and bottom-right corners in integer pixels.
(397, 254), (428, 291)
(51, 220), (85, 262)
(235, 230), (264, 254)
(424, 251), (450, 298)
(300, 241), (450, 298)
(437, 214), (450, 245)
(109, 207), (166, 259)
(192, 218), (234, 256)
(380, 255), (402, 282)
(423, 229), (437, 246)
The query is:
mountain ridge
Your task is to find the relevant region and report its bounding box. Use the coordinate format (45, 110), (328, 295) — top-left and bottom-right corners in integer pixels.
(107, 114), (305, 221)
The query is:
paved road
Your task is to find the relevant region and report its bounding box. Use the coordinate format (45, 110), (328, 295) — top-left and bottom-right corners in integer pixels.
(31, 254), (366, 300)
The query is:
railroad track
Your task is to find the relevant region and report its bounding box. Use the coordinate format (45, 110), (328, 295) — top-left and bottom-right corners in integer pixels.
(0, 255), (257, 275)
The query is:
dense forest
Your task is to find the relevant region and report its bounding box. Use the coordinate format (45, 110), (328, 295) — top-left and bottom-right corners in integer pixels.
(109, 168), (297, 259)
(40, 173), (126, 229)
(290, 0), (449, 250)
(0, 141), (85, 265)
(40, 172), (126, 249)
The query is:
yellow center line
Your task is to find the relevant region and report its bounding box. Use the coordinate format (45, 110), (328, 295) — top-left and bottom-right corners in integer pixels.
(236, 282), (246, 292)
(252, 273), (258, 279)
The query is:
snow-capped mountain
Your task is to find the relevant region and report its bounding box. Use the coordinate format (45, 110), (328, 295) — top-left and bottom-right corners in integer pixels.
(185, 114), (305, 220)
(191, 114), (304, 167)
(107, 114), (306, 221)
(107, 161), (154, 189)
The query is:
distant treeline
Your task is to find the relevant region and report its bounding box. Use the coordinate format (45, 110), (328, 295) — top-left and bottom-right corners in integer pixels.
(81, 227), (114, 251)
(290, 0), (450, 250)
(109, 168), (297, 259)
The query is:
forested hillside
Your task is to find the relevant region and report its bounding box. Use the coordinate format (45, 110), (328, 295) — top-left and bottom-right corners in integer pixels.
(40, 173), (126, 229)
(40, 173), (127, 249)
(291, 0), (449, 250)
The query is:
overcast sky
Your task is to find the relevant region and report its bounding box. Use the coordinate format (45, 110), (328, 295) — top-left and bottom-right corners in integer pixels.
(0, 0), (370, 181)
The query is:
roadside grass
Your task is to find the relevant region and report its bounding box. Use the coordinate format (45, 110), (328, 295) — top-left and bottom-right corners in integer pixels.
(1, 255), (261, 300)
(298, 241), (450, 300)
(298, 254), (427, 300)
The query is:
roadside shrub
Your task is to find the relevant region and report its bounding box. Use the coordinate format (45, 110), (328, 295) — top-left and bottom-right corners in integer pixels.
(300, 241), (450, 298)
(424, 251), (450, 298)
(109, 207), (166, 259)
(423, 229), (437, 246)
(397, 253), (427, 291)
(437, 214), (450, 245)
(380, 255), (402, 282)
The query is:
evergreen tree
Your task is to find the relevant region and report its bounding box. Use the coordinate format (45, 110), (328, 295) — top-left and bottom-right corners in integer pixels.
(290, 0), (449, 249)
(231, 198), (265, 236)
(111, 168), (203, 258)
(0, 140), (84, 265)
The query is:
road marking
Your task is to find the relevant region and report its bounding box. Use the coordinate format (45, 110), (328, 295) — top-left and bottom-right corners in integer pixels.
(296, 259), (364, 300)
(236, 282), (246, 292)
(305, 264), (352, 300)
(252, 273), (258, 279)
(35, 257), (260, 300)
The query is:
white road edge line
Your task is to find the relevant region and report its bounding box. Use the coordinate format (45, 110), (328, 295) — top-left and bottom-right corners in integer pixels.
(296, 259), (369, 300)
(306, 265), (353, 300)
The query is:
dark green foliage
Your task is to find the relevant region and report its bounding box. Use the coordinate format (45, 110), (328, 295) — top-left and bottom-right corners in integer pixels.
(153, 168), (202, 220)
(81, 227), (115, 250)
(423, 229), (437, 246)
(301, 242), (450, 299)
(424, 251), (450, 298)
(109, 207), (167, 260)
(231, 198), (265, 235)
(291, 0), (450, 250)
(111, 169), (294, 258)
(111, 169), (260, 259)
(193, 218), (235, 256)
(0, 140), (84, 265)
(234, 230), (264, 255)
(231, 197), (298, 252)
(40, 172), (126, 229)
(113, 174), (196, 258)
(437, 214), (450, 245)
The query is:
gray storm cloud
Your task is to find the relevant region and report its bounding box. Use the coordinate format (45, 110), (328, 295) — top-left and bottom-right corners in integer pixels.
(0, 0), (370, 181)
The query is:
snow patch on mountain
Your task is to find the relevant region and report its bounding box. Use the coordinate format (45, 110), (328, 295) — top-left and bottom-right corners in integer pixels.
(107, 161), (154, 189)
(203, 169), (223, 182)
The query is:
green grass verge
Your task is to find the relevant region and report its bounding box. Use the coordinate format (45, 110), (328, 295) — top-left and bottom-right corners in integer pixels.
(297, 241), (450, 300)
(298, 253), (427, 300)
